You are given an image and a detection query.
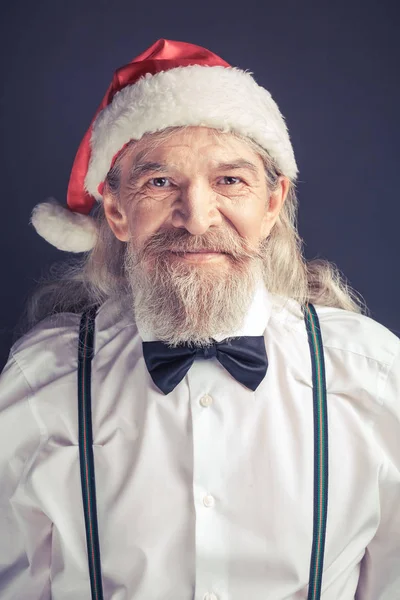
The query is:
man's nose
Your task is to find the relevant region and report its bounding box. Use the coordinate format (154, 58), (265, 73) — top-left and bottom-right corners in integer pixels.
(171, 182), (222, 235)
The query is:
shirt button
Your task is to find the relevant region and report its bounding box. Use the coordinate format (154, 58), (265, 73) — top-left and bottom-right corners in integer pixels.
(200, 394), (213, 407)
(203, 593), (218, 600)
(203, 494), (215, 508)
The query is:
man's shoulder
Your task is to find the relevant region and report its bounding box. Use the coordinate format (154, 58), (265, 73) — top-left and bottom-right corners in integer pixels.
(6, 299), (136, 392)
(270, 296), (399, 368)
(315, 305), (399, 367)
(7, 312), (82, 391)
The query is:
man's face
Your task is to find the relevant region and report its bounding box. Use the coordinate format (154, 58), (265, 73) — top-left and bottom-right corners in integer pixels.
(106, 126), (288, 254)
(103, 127), (289, 345)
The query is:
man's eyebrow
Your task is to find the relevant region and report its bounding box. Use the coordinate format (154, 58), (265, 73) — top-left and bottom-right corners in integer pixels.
(127, 158), (260, 182)
(127, 162), (167, 182)
(213, 160), (259, 174)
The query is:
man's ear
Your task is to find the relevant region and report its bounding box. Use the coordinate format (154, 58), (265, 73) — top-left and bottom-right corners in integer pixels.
(102, 191), (129, 242)
(261, 176), (291, 237)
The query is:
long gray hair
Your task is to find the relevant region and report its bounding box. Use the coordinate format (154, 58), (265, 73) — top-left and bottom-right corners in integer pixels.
(18, 126), (366, 336)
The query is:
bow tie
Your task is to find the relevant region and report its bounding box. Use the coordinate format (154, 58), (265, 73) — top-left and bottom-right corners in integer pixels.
(142, 336), (268, 395)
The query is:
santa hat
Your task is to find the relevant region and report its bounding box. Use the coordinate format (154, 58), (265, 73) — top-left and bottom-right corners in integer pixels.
(31, 39), (298, 253)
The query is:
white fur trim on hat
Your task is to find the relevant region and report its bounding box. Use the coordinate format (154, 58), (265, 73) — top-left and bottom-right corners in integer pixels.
(31, 199), (98, 253)
(85, 65), (298, 200)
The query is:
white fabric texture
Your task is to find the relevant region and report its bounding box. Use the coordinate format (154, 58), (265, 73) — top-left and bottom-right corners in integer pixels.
(0, 288), (399, 599)
(30, 199), (98, 253)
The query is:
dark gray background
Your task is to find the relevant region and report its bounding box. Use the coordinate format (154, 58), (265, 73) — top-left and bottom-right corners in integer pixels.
(1, 0), (399, 370)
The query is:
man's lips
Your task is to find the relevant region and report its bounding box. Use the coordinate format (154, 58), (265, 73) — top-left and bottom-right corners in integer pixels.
(167, 249), (228, 262)
(168, 250), (227, 254)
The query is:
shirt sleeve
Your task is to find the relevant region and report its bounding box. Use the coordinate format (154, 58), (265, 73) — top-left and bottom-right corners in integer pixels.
(0, 351), (52, 599)
(355, 339), (400, 599)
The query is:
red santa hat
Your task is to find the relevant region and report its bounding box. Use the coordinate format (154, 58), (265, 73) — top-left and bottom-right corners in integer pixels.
(31, 39), (298, 253)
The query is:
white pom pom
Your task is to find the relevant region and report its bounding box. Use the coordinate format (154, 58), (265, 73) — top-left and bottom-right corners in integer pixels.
(31, 199), (98, 253)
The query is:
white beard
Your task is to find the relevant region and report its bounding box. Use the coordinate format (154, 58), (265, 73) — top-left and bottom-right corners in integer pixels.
(123, 228), (266, 347)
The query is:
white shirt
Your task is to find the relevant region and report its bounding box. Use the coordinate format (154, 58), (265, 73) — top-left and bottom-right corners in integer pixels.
(0, 285), (399, 600)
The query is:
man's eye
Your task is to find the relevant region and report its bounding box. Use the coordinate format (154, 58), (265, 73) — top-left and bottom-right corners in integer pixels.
(219, 176), (243, 185)
(145, 176), (243, 188)
(147, 177), (171, 188)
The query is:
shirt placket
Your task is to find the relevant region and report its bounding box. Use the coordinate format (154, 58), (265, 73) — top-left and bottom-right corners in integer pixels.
(187, 359), (230, 600)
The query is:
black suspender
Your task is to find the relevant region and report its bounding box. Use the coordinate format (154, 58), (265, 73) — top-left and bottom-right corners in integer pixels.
(77, 303), (329, 600)
(302, 304), (329, 600)
(78, 306), (104, 600)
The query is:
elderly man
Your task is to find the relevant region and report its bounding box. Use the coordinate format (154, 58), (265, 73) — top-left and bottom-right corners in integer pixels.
(0, 39), (399, 600)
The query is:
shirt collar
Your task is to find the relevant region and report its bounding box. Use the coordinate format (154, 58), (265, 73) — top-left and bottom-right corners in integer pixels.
(136, 279), (272, 343)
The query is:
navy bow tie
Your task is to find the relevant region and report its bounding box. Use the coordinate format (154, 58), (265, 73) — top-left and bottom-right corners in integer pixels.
(142, 336), (268, 395)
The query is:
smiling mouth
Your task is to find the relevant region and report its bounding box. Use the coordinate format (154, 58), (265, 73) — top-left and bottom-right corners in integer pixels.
(167, 250), (228, 262)
(169, 250), (226, 254)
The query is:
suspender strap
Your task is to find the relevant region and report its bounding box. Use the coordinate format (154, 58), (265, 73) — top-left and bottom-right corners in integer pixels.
(77, 303), (328, 600)
(78, 306), (104, 600)
(304, 303), (329, 600)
